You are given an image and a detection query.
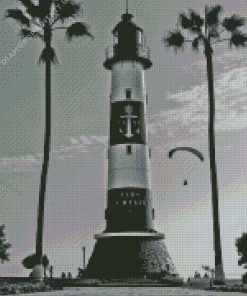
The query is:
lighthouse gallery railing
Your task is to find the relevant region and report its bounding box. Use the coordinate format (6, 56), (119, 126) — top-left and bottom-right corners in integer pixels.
(105, 45), (150, 60)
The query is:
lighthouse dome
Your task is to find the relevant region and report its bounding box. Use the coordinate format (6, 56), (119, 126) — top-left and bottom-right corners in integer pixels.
(104, 12), (152, 70)
(112, 12), (143, 35)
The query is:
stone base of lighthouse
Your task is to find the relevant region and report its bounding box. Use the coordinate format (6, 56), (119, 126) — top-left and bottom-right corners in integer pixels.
(84, 234), (179, 280)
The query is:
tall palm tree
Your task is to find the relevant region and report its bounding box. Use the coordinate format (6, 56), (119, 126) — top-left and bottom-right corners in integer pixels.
(163, 5), (247, 286)
(5, 0), (94, 281)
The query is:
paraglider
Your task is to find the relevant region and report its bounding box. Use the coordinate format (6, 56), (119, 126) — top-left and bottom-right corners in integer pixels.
(168, 147), (204, 186)
(168, 147), (204, 162)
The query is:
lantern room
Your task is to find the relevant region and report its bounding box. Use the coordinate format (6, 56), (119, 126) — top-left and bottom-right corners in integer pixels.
(104, 12), (152, 70)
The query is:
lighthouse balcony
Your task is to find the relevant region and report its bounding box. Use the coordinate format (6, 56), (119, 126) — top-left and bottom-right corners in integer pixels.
(95, 232), (164, 239)
(105, 44), (150, 60)
(104, 45), (152, 70)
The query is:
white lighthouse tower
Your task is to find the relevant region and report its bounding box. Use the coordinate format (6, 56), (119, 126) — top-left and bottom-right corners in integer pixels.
(103, 10), (159, 235)
(85, 6), (181, 282)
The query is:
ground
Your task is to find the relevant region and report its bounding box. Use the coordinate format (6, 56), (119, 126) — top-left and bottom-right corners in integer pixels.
(9, 286), (247, 296)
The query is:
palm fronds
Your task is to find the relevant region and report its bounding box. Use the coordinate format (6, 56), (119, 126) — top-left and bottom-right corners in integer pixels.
(54, 0), (81, 23)
(20, 28), (32, 37)
(223, 15), (245, 32)
(192, 36), (202, 51)
(180, 11), (203, 33)
(180, 14), (193, 29)
(205, 5), (222, 26)
(17, 0), (35, 10)
(5, 9), (30, 27)
(38, 0), (53, 21)
(17, 0), (40, 19)
(38, 47), (59, 64)
(230, 32), (247, 47)
(18, 0), (52, 20)
(39, 0), (53, 13)
(189, 10), (204, 32)
(20, 28), (44, 39)
(20, 28), (34, 37)
(26, 6), (40, 19)
(66, 22), (94, 40)
(163, 31), (184, 50)
(168, 5), (247, 50)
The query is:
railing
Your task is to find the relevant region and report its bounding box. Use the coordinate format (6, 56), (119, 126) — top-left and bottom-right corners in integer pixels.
(105, 46), (114, 59)
(105, 45), (150, 60)
(137, 44), (150, 59)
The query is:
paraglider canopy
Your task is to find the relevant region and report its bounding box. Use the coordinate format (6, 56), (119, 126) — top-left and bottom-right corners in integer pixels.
(168, 147), (204, 162)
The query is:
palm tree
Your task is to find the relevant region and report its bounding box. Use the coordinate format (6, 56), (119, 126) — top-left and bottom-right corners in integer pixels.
(5, 0), (94, 281)
(163, 5), (247, 286)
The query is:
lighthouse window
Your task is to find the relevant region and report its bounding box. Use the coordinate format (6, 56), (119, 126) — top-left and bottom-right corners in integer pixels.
(126, 88), (131, 99)
(113, 35), (118, 45)
(137, 31), (142, 45)
(127, 145), (132, 154)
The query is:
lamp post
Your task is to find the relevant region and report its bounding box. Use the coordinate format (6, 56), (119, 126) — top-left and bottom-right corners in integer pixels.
(82, 246), (85, 270)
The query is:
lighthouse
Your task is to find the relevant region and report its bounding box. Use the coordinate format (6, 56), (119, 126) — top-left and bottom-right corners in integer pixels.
(85, 7), (180, 281)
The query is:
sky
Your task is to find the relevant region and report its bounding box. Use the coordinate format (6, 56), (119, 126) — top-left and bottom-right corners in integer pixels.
(0, 0), (247, 280)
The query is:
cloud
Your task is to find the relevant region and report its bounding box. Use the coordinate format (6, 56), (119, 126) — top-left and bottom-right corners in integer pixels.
(149, 66), (247, 142)
(0, 135), (108, 172)
(53, 134), (108, 157)
(0, 155), (41, 170)
(184, 50), (247, 76)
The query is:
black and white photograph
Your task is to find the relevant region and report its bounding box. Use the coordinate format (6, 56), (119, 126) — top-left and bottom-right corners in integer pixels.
(0, 0), (247, 295)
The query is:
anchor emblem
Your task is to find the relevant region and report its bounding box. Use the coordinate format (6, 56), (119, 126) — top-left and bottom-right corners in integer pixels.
(120, 105), (138, 138)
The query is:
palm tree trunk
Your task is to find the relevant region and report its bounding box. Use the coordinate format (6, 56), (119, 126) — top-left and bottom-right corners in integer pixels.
(35, 23), (51, 275)
(204, 40), (225, 285)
